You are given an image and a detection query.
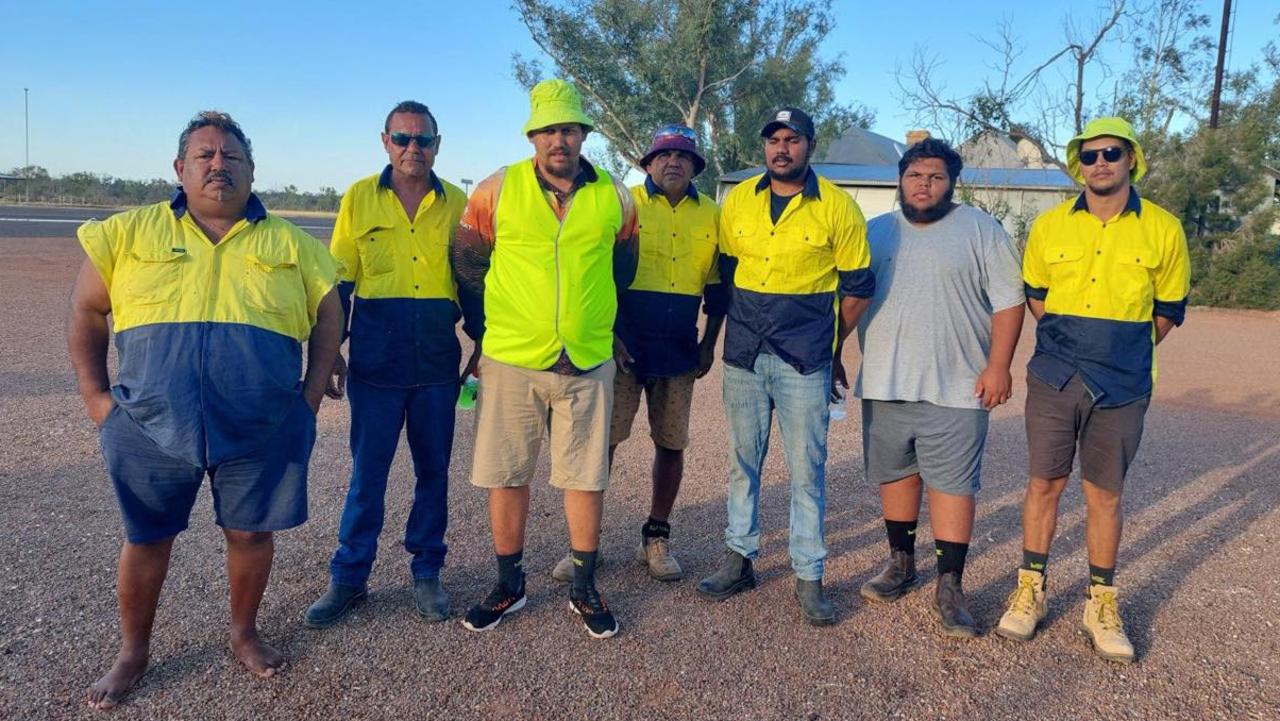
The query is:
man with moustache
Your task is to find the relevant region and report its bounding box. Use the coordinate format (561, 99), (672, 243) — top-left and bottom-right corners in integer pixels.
(550, 124), (727, 583)
(996, 117), (1190, 663)
(853, 138), (1025, 638)
(305, 101), (478, 628)
(69, 111), (342, 709)
(696, 108), (874, 626)
(450, 79), (637, 638)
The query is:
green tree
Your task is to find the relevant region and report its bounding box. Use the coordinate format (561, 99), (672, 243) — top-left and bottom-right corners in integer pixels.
(512, 0), (873, 189)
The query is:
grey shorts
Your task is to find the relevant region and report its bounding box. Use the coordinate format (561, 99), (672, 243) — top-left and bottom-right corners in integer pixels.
(1025, 373), (1149, 493)
(861, 399), (988, 496)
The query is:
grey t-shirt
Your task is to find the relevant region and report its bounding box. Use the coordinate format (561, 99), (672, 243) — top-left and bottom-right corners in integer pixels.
(854, 204), (1025, 410)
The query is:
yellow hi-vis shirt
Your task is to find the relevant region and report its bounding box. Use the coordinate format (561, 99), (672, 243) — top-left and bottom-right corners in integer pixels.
(329, 166), (473, 387)
(77, 192), (338, 466)
(718, 169), (874, 374)
(1022, 190), (1190, 406)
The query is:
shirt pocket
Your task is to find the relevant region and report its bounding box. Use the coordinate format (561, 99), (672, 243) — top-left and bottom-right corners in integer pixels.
(1114, 247), (1158, 314)
(119, 247), (184, 306)
(243, 250), (300, 315)
(1043, 244), (1087, 292)
(355, 226), (397, 277)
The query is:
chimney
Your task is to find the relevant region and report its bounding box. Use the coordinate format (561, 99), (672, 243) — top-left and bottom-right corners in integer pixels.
(906, 129), (931, 148)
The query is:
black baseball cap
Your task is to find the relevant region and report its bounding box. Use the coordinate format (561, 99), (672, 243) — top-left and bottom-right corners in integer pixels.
(761, 107), (815, 139)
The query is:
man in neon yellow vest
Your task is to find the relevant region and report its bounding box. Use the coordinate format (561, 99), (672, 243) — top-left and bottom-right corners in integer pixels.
(451, 79), (638, 639)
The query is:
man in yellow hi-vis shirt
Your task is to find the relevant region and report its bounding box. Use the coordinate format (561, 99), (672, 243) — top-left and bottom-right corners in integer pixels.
(68, 112), (342, 709)
(305, 101), (479, 630)
(696, 108), (875, 626)
(996, 117), (1191, 664)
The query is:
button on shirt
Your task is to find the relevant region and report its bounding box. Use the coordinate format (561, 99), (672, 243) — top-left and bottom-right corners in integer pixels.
(1022, 190), (1190, 407)
(330, 166), (476, 387)
(77, 191), (339, 467)
(718, 169), (875, 375)
(617, 177), (727, 378)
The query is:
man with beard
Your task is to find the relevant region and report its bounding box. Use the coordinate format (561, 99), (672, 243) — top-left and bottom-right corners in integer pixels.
(853, 138), (1025, 638)
(69, 111), (342, 708)
(450, 79), (637, 638)
(549, 124), (726, 583)
(305, 101), (479, 628)
(696, 108), (874, 626)
(997, 117), (1190, 663)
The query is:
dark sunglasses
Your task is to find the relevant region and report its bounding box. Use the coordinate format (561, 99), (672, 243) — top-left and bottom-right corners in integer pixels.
(388, 132), (437, 148)
(654, 124), (697, 141)
(1078, 146), (1126, 166)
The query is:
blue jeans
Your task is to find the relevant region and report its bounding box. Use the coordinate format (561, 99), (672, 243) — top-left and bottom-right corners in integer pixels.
(722, 353), (831, 580)
(329, 377), (456, 587)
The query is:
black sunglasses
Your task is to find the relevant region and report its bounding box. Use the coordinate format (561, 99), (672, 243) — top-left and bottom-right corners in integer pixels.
(388, 132), (437, 148)
(1078, 146), (1126, 166)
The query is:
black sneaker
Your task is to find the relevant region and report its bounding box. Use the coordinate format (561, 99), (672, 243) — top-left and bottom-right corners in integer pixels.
(461, 580), (527, 632)
(569, 586), (619, 639)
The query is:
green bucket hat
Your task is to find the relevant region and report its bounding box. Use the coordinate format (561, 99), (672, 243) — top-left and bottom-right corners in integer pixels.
(1065, 116), (1147, 185)
(522, 79), (594, 135)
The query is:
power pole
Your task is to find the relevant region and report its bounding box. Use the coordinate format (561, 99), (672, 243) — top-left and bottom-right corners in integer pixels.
(1208, 0), (1232, 129)
(24, 87), (30, 202)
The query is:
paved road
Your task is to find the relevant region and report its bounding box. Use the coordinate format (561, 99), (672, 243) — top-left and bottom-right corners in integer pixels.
(0, 203), (335, 240)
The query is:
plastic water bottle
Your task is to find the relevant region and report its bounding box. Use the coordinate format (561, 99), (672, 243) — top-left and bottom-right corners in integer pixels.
(829, 389), (847, 421)
(457, 374), (479, 410)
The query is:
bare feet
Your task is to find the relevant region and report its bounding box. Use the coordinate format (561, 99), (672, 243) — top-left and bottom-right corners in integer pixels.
(230, 630), (285, 678)
(87, 651), (148, 711)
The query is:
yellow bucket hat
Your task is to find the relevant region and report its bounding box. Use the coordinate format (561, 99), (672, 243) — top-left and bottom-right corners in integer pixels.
(1065, 116), (1147, 184)
(522, 79), (594, 135)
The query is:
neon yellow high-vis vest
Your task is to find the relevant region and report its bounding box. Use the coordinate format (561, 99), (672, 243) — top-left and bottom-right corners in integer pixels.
(486, 158), (623, 370)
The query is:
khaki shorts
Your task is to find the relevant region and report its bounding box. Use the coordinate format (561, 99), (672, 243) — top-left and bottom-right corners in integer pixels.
(1025, 373), (1149, 493)
(610, 371), (697, 450)
(471, 356), (615, 491)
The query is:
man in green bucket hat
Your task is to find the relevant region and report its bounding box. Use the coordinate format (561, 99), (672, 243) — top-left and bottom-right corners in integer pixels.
(996, 116), (1191, 663)
(451, 79), (638, 639)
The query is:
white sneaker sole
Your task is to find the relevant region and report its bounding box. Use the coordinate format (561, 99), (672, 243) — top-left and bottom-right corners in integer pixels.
(460, 595), (526, 632)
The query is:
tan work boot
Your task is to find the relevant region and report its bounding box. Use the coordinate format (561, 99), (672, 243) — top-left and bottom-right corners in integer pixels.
(551, 551), (604, 583)
(1081, 584), (1135, 663)
(634, 537), (683, 581)
(995, 568), (1047, 642)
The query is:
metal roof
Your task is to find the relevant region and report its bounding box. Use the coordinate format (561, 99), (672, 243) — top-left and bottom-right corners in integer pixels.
(814, 127), (906, 165)
(720, 163), (1077, 191)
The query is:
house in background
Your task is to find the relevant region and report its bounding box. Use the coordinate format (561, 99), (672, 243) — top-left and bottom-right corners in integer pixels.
(718, 127), (1077, 239)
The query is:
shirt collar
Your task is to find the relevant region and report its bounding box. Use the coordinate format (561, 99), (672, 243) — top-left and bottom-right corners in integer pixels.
(1071, 187), (1142, 217)
(169, 187), (267, 223)
(644, 174), (699, 202)
(378, 164), (446, 198)
(753, 167), (821, 199)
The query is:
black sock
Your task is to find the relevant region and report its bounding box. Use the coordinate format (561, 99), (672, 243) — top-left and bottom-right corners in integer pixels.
(1088, 564), (1115, 587)
(570, 549), (597, 594)
(1021, 549), (1049, 574)
(935, 540), (969, 577)
(641, 517), (670, 540)
(497, 551), (524, 592)
(885, 519), (917, 554)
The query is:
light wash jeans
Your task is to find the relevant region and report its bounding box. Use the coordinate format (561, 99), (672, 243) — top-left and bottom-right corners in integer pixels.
(722, 353), (832, 581)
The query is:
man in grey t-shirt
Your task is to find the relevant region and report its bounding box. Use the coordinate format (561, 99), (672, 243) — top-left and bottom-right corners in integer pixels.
(853, 138), (1025, 638)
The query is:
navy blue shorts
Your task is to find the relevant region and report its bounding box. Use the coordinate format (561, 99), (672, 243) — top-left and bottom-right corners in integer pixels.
(99, 395), (317, 544)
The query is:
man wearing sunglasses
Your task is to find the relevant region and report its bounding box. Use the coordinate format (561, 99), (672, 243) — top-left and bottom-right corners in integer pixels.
(548, 124), (727, 584)
(997, 117), (1190, 663)
(451, 79), (637, 639)
(305, 101), (477, 629)
(697, 108), (875, 626)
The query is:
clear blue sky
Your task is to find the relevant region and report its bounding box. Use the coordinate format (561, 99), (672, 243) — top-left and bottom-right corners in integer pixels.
(1, 0), (1275, 192)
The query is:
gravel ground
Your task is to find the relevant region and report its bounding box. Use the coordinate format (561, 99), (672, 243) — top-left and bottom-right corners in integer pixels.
(1, 233), (1278, 721)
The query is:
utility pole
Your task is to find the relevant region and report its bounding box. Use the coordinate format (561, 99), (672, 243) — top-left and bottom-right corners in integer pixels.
(1208, 0), (1232, 129)
(24, 87), (30, 202)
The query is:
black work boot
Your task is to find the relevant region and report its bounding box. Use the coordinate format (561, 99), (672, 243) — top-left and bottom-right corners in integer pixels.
(304, 582), (367, 629)
(795, 578), (836, 626)
(860, 550), (918, 603)
(695, 547), (756, 601)
(932, 571), (978, 638)
(413, 577), (450, 622)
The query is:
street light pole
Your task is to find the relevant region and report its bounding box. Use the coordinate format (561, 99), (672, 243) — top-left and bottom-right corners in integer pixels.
(24, 87), (30, 203)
